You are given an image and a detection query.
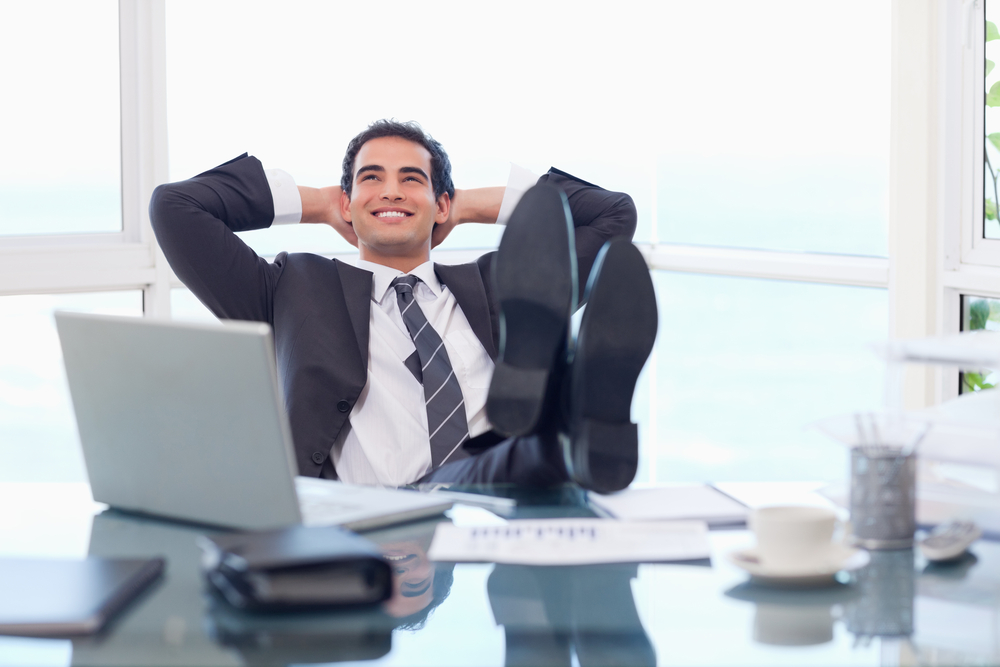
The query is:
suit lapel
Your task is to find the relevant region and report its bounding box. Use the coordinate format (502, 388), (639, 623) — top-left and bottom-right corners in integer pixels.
(435, 262), (497, 360)
(336, 261), (373, 363)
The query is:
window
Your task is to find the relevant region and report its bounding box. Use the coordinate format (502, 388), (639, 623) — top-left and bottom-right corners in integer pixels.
(0, 292), (143, 483)
(958, 295), (1000, 394)
(634, 273), (886, 484)
(0, 1), (896, 488)
(0, 1), (121, 238)
(986, 4), (1000, 239)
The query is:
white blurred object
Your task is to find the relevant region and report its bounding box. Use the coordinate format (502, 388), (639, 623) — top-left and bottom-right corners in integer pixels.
(816, 330), (1000, 534)
(812, 411), (930, 452)
(918, 520), (982, 562)
(914, 390), (1000, 468)
(875, 331), (1000, 369)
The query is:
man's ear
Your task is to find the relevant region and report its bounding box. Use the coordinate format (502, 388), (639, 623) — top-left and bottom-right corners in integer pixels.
(435, 192), (451, 225)
(340, 189), (352, 222)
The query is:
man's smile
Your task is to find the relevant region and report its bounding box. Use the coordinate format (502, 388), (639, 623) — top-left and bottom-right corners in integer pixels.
(372, 208), (412, 219)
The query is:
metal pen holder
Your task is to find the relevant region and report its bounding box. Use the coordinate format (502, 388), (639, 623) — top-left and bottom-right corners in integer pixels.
(849, 445), (917, 549)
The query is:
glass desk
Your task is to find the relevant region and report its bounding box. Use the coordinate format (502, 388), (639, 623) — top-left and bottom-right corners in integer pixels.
(1, 482), (997, 667)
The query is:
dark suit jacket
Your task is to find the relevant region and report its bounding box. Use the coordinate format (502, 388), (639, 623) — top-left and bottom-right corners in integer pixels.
(149, 155), (636, 478)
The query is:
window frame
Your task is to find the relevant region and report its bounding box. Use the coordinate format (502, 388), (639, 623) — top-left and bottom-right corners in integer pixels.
(960, 0), (1000, 265)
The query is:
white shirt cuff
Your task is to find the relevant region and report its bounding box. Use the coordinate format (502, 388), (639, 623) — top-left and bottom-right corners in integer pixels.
(265, 168), (302, 225)
(496, 163), (541, 226)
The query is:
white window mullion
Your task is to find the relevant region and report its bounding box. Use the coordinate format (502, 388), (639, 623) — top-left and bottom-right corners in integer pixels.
(120, 0), (170, 317)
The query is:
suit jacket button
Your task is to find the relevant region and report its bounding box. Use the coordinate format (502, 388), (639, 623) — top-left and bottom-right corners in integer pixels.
(337, 400), (351, 413)
(312, 451), (325, 465)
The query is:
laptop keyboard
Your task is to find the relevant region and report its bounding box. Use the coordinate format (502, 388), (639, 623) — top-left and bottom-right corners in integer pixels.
(295, 479), (366, 526)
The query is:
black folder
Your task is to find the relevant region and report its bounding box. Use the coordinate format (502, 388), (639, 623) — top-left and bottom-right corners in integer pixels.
(199, 525), (392, 610)
(0, 557), (164, 636)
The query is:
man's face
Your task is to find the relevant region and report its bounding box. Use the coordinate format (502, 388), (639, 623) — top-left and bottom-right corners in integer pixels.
(381, 539), (435, 618)
(340, 136), (450, 264)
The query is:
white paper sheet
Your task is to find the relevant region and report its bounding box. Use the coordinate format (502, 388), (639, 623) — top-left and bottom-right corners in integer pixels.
(427, 518), (710, 565)
(588, 485), (748, 526)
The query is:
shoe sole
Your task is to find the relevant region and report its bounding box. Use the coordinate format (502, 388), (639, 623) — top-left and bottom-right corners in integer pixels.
(488, 184), (577, 437)
(565, 239), (657, 493)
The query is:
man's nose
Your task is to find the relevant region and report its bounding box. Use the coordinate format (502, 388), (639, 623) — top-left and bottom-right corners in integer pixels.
(380, 178), (404, 201)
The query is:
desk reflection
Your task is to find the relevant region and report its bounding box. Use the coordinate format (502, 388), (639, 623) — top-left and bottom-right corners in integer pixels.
(71, 511), (455, 666)
(725, 582), (860, 647)
(488, 564), (656, 667)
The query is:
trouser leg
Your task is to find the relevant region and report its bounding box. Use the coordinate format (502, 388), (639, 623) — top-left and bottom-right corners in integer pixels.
(417, 433), (569, 486)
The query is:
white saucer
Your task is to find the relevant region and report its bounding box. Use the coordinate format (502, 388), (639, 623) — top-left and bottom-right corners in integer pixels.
(726, 544), (870, 587)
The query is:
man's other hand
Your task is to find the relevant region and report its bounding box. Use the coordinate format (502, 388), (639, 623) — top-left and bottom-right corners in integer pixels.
(299, 185), (358, 247)
(431, 187), (505, 249)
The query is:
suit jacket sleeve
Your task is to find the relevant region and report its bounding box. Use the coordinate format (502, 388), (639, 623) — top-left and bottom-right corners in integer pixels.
(537, 167), (638, 293)
(148, 154), (284, 324)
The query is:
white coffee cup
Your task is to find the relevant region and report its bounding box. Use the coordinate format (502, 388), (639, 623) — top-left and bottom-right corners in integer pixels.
(749, 505), (840, 572)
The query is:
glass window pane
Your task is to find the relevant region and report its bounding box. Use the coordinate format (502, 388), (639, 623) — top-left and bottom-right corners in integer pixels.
(170, 287), (219, 324)
(634, 273), (888, 484)
(0, 292), (142, 483)
(987, 3), (1000, 239)
(164, 0), (887, 256)
(0, 2), (121, 237)
(959, 295), (1000, 393)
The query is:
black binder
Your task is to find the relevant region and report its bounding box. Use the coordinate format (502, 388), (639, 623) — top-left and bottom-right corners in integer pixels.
(0, 557), (164, 636)
(199, 525), (392, 610)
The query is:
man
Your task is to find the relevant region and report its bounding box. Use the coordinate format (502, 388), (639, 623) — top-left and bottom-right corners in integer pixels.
(149, 120), (657, 493)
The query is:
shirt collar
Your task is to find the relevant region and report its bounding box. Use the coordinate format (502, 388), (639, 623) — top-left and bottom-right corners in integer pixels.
(357, 259), (442, 304)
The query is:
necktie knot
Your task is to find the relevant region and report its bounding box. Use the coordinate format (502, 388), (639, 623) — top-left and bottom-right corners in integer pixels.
(389, 276), (420, 294)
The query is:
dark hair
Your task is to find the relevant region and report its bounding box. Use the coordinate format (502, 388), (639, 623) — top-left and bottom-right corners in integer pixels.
(393, 563), (455, 632)
(341, 119), (455, 200)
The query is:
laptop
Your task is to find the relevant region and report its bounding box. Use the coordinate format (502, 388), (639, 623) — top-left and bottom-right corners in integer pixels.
(54, 311), (452, 531)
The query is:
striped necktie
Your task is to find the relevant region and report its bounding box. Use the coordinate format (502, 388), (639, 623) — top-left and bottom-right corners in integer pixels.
(390, 276), (470, 468)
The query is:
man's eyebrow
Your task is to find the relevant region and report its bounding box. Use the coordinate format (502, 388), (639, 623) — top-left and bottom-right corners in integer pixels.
(355, 164), (384, 179)
(399, 166), (429, 180)
(401, 577), (433, 597)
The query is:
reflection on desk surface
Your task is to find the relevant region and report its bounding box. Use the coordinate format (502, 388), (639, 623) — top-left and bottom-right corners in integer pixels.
(4, 482), (1000, 666)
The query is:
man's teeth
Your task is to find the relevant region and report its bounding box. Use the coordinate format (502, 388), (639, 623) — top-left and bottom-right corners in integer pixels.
(376, 211), (407, 218)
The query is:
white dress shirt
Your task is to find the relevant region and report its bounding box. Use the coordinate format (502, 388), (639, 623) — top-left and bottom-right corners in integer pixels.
(264, 164), (539, 486)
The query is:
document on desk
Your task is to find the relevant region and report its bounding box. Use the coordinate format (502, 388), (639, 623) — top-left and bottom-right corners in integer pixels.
(427, 518), (710, 565)
(588, 485), (749, 526)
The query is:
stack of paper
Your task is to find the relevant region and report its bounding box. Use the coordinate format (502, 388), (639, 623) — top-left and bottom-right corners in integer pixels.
(588, 485), (749, 526)
(427, 518), (709, 565)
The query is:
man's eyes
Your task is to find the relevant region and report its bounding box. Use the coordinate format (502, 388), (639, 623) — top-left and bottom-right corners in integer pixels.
(360, 174), (423, 183)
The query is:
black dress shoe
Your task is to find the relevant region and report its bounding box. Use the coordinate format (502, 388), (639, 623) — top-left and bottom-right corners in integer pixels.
(487, 183), (577, 437)
(562, 238), (657, 494)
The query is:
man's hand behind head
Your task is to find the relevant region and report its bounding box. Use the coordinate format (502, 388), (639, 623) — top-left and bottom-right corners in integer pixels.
(431, 186), (505, 249)
(299, 185), (359, 247)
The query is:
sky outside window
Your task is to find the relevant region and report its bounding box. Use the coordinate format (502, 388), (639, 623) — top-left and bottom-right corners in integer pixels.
(164, 0), (890, 258)
(0, 1), (121, 237)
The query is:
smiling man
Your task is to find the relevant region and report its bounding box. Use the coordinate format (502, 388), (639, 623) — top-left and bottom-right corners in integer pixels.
(149, 119), (656, 492)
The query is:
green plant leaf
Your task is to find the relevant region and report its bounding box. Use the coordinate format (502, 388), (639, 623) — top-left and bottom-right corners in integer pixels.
(989, 21), (1000, 42)
(990, 60), (997, 78)
(963, 371), (996, 392)
(971, 300), (990, 330)
(963, 372), (981, 391)
(989, 133), (1000, 152)
(988, 81), (1000, 106)
(987, 198), (998, 220)
(989, 300), (1000, 322)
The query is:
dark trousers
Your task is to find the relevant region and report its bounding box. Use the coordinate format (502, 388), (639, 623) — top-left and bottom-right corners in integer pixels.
(320, 432), (570, 486)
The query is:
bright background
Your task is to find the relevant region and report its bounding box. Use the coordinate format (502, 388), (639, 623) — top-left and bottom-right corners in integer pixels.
(0, 0), (891, 484)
